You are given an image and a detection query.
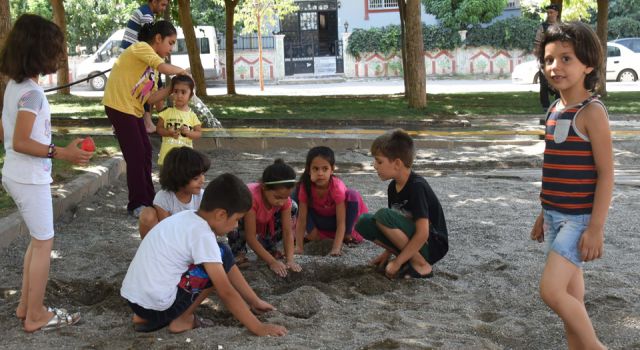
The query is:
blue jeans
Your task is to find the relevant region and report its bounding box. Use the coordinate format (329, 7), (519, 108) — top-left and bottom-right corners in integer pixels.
(544, 209), (591, 267)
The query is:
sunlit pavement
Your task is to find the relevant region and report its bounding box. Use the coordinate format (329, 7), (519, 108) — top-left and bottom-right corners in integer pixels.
(68, 79), (640, 98)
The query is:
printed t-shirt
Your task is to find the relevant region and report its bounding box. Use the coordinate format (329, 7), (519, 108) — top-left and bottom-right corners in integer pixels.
(1, 79), (52, 184)
(157, 107), (201, 165)
(102, 42), (164, 117)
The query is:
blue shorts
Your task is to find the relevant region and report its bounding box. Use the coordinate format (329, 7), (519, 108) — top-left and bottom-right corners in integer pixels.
(543, 209), (591, 268)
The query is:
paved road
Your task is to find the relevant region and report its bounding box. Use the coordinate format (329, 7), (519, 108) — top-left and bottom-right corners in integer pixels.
(68, 79), (640, 97)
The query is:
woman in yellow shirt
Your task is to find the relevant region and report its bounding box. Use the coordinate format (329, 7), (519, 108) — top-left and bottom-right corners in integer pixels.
(103, 20), (187, 217)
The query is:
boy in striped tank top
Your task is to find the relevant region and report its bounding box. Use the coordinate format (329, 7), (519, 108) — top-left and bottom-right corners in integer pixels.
(530, 22), (613, 349)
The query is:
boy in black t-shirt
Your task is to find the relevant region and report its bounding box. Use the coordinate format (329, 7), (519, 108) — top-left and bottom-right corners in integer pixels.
(355, 129), (448, 279)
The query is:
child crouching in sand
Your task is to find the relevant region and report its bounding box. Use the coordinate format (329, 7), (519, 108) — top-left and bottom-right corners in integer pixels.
(356, 129), (449, 279)
(121, 173), (287, 336)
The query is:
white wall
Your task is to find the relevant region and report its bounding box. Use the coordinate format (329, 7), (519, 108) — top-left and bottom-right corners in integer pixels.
(337, 2), (437, 36)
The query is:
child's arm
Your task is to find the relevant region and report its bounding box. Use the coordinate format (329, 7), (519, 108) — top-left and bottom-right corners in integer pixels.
(203, 262), (286, 336)
(294, 201), (308, 254)
(156, 117), (179, 139)
(243, 210), (289, 277)
(387, 218), (429, 276)
(579, 103), (614, 262)
(0, 117), (4, 142)
(281, 207), (301, 272)
(329, 201), (347, 256)
(182, 124), (202, 140)
(13, 111), (91, 165)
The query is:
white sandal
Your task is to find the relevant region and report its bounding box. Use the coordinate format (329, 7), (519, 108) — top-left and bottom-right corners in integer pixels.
(40, 307), (81, 331)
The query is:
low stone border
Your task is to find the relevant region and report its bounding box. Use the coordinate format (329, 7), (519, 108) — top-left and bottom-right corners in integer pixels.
(0, 155), (125, 250)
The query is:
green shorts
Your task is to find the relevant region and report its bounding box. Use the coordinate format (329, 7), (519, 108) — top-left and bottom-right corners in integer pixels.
(355, 208), (448, 265)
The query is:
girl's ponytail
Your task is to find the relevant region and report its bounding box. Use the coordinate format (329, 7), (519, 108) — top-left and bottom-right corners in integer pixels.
(138, 20), (177, 44)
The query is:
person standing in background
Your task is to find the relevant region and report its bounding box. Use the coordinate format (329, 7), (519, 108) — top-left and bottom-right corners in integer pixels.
(121, 0), (170, 133)
(534, 4), (561, 112)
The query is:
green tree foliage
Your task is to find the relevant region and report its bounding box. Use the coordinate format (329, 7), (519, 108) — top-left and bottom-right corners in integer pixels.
(466, 16), (539, 51)
(11, 0), (137, 55)
(187, 0), (226, 29)
(422, 0), (507, 30)
(609, 0), (640, 21)
(347, 24), (461, 59)
(608, 17), (640, 39)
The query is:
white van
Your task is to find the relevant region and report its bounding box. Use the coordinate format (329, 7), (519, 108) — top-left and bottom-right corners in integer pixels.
(76, 26), (219, 90)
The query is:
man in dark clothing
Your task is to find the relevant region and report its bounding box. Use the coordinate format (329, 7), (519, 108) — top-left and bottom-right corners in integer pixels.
(534, 4), (561, 111)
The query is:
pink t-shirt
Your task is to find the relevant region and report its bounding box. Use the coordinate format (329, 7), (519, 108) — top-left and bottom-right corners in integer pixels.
(248, 183), (292, 237)
(297, 176), (347, 217)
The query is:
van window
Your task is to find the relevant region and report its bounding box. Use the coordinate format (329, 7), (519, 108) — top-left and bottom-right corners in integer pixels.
(174, 38), (210, 55)
(96, 40), (123, 62)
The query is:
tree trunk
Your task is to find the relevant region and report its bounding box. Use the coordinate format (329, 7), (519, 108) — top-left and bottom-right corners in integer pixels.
(404, 0), (426, 108)
(51, 0), (70, 95)
(257, 14), (264, 91)
(0, 0), (11, 111)
(225, 0), (238, 95)
(177, 0), (208, 97)
(398, 0), (408, 99)
(595, 0), (608, 97)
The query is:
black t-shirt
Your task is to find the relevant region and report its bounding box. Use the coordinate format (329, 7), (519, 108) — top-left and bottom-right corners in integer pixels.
(388, 171), (448, 238)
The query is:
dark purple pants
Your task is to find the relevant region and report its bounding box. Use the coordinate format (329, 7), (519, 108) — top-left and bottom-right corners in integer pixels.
(105, 106), (155, 211)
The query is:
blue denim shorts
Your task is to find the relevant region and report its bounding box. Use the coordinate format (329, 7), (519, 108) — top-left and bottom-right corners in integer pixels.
(543, 209), (591, 267)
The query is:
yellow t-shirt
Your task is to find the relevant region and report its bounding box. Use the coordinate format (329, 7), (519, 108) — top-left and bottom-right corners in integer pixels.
(102, 42), (165, 117)
(157, 107), (201, 165)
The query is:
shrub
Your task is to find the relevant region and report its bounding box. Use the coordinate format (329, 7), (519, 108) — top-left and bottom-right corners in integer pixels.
(608, 17), (640, 40)
(466, 16), (539, 52)
(347, 24), (462, 58)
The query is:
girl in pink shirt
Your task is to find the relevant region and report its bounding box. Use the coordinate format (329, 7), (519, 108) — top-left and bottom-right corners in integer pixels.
(294, 146), (368, 256)
(227, 159), (301, 277)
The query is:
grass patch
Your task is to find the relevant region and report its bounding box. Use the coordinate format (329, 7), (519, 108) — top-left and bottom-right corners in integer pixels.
(0, 135), (120, 213)
(49, 91), (640, 122)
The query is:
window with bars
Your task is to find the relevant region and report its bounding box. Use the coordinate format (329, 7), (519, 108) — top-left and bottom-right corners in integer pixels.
(368, 0), (398, 9)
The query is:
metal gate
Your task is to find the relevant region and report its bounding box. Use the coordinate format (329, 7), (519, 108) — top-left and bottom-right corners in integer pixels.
(281, 0), (339, 76)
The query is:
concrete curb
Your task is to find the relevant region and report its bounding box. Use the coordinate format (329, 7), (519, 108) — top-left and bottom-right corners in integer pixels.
(0, 155), (125, 250)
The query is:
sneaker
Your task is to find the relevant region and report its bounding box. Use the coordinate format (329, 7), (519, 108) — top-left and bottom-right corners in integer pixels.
(128, 206), (145, 218)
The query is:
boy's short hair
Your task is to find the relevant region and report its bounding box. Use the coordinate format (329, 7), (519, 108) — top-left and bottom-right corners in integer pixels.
(171, 74), (195, 98)
(370, 129), (415, 168)
(160, 147), (211, 192)
(200, 173), (252, 216)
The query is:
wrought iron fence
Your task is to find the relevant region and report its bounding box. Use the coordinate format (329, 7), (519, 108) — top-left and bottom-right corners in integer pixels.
(218, 34), (275, 50)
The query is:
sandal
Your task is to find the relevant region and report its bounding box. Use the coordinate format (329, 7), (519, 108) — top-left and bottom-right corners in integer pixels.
(235, 253), (250, 268)
(28, 307), (81, 332)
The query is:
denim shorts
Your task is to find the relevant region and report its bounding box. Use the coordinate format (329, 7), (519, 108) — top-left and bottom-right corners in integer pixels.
(543, 209), (591, 268)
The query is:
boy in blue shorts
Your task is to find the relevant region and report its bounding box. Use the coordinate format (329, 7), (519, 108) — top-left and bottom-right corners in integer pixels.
(121, 173), (287, 336)
(355, 129), (449, 279)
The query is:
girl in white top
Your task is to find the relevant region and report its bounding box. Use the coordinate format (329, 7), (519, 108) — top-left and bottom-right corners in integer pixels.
(0, 15), (92, 332)
(138, 147), (210, 239)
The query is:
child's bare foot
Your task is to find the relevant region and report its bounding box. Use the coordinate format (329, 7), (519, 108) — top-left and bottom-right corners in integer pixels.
(235, 253), (250, 268)
(15, 305), (26, 320)
(368, 251), (391, 268)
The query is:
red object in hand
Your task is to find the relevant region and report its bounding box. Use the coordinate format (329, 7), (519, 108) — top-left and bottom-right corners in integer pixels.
(81, 137), (96, 152)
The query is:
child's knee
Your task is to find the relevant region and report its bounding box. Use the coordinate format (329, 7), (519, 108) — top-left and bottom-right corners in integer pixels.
(138, 207), (158, 227)
(355, 213), (377, 240)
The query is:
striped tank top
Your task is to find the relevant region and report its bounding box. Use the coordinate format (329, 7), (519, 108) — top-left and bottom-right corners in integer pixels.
(540, 96), (606, 214)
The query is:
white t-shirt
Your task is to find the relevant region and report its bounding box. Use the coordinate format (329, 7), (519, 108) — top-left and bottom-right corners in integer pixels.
(1, 79), (53, 184)
(120, 211), (222, 310)
(153, 189), (204, 215)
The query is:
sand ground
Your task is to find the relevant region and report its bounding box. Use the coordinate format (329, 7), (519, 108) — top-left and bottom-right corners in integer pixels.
(1, 145), (639, 350)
